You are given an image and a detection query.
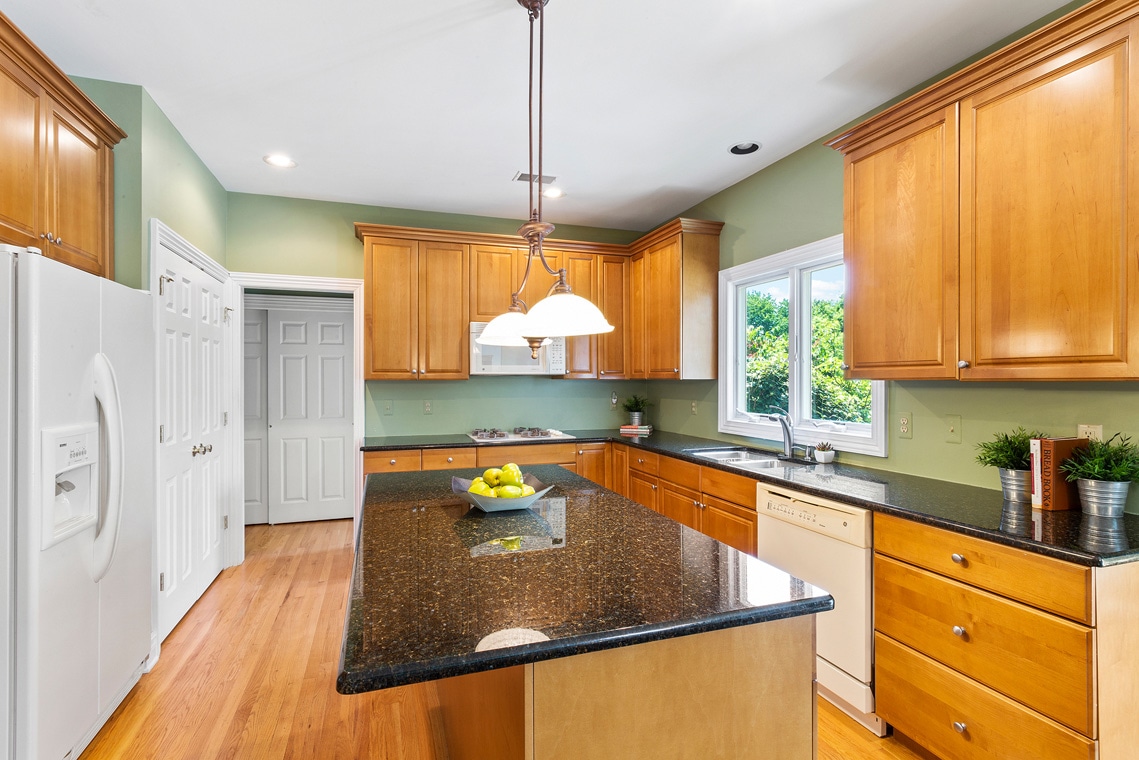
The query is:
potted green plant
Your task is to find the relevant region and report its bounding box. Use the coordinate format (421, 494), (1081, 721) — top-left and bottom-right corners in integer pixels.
(1059, 434), (1139, 517)
(975, 427), (1047, 504)
(622, 395), (651, 426)
(813, 441), (835, 464)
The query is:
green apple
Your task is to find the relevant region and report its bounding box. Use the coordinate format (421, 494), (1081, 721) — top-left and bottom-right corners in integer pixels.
(520, 484), (536, 497)
(468, 481), (495, 497)
(499, 466), (524, 488)
(495, 485), (523, 499)
(483, 468), (503, 487)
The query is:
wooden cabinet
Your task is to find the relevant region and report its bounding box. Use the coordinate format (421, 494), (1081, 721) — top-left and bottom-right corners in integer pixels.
(611, 443), (629, 497)
(421, 448), (477, 470)
(830, 7), (1139, 380)
(597, 255), (627, 378)
(870, 513), (1139, 759)
(626, 219), (721, 380)
(574, 442), (609, 487)
(470, 244), (520, 322)
(561, 251), (598, 378)
(363, 449), (423, 477)
(475, 443), (576, 467)
(362, 236), (469, 380)
(658, 480), (700, 531)
(0, 13), (123, 278)
(628, 470), (659, 511)
(700, 495), (758, 557)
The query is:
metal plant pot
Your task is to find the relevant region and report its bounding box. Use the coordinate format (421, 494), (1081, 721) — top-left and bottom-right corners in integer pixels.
(1078, 513), (1129, 552)
(1076, 479), (1131, 518)
(998, 468), (1032, 504)
(999, 500), (1034, 537)
(628, 412), (643, 427)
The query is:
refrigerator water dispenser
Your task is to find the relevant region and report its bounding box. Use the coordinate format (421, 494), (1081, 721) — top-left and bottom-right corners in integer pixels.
(41, 424), (100, 550)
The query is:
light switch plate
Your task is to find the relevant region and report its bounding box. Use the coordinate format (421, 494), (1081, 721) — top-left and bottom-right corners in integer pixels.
(946, 414), (962, 444)
(382, 399), (393, 416)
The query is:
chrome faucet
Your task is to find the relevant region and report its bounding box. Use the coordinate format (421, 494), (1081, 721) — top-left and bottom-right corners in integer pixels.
(759, 409), (794, 458)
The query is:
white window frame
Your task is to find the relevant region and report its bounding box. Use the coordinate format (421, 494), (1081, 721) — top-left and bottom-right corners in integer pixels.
(717, 234), (887, 457)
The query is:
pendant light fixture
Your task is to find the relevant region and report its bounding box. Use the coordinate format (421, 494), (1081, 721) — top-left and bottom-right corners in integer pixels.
(477, 0), (613, 358)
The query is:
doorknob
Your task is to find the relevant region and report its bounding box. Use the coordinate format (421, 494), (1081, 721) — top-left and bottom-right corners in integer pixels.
(191, 444), (203, 456)
(204, 444), (213, 453)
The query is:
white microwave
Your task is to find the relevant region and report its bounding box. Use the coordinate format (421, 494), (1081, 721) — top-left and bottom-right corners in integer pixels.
(470, 322), (566, 376)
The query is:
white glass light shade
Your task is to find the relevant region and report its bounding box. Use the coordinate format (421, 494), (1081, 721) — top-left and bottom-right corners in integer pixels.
(476, 310), (551, 347)
(523, 293), (614, 339)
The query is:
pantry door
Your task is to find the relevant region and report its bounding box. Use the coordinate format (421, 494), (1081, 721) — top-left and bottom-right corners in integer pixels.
(266, 306), (354, 523)
(154, 242), (227, 642)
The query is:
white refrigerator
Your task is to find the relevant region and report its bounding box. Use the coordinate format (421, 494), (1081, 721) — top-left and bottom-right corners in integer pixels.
(1, 245), (155, 760)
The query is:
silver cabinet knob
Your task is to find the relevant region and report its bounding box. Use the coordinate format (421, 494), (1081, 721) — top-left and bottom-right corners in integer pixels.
(840, 362), (850, 370)
(600, 370), (606, 375)
(56, 237), (62, 245)
(952, 625), (966, 638)
(951, 553), (966, 565)
(673, 368), (679, 373)
(952, 721), (967, 734)
(390, 459), (397, 465)
(411, 369), (419, 374)
(637, 458), (644, 464)
(958, 360), (970, 368)
(578, 450), (583, 455)
(446, 457), (454, 463)
(651, 484), (657, 491)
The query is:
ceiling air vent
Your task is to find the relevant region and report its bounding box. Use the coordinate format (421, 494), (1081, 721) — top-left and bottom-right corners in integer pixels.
(513, 171), (557, 185)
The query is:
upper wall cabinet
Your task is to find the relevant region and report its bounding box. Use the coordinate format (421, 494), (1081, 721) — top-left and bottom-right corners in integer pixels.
(830, 2), (1139, 380)
(0, 11), (124, 279)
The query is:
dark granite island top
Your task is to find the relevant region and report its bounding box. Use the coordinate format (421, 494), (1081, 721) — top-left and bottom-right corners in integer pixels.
(337, 465), (833, 694)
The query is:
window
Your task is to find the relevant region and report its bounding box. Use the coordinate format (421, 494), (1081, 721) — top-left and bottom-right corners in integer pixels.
(718, 234), (886, 456)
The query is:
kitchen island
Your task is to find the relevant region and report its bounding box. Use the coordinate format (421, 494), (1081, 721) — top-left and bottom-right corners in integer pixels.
(338, 465), (833, 760)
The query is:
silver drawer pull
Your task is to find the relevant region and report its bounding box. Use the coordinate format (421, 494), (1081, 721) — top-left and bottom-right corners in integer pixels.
(952, 625), (966, 638)
(957, 360), (970, 369)
(951, 553), (966, 565)
(446, 457), (454, 463)
(952, 721), (967, 734)
(390, 459), (397, 465)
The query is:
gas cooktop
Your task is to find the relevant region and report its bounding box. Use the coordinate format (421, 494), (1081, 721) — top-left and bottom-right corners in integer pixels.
(468, 427), (576, 443)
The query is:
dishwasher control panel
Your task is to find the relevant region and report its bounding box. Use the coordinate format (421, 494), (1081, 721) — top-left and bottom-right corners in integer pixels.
(757, 485), (871, 548)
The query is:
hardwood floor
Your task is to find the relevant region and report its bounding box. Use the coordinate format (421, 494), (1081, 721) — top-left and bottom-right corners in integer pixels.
(81, 519), (933, 760)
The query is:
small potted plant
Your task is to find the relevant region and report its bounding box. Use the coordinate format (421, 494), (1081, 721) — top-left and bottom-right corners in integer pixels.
(1060, 434), (1139, 517)
(814, 441), (835, 463)
(975, 427), (1046, 504)
(622, 394), (651, 427)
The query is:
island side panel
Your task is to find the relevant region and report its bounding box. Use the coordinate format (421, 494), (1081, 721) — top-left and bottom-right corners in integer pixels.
(436, 664), (528, 760)
(531, 616), (817, 760)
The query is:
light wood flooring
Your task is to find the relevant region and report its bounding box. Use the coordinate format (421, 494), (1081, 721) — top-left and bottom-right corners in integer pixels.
(81, 519), (934, 760)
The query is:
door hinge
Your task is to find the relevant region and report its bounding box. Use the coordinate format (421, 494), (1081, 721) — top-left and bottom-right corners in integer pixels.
(158, 274), (173, 295)
(159, 572), (165, 591)
(223, 411), (228, 426)
(159, 424), (165, 443)
(224, 515), (229, 529)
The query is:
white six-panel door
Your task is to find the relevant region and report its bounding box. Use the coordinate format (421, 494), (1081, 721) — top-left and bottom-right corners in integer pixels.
(156, 251), (226, 642)
(243, 310), (269, 525)
(266, 308), (354, 523)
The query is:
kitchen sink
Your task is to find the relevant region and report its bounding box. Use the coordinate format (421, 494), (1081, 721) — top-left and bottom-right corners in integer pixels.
(687, 448), (809, 470)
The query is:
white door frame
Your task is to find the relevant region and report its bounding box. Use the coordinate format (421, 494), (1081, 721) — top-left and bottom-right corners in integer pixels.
(229, 272), (365, 527)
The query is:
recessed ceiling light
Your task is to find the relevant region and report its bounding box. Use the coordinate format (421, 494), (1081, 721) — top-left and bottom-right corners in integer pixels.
(542, 187), (564, 199)
(729, 142), (762, 156)
(263, 153), (297, 168)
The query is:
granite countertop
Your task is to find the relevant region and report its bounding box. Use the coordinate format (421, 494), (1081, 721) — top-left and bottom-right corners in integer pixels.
(363, 430), (1139, 567)
(336, 465), (834, 693)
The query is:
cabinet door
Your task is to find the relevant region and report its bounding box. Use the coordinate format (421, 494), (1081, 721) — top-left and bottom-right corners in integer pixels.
(575, 442), (609, 487)
(419, 240), (469, 379)
(597, 255), (627, 378)
(469, 244), (519, 322)
(627, 251), (647, 378)
(701, 495), (757, 556)
(514, 247), (562, 315)
(659, 481), (700, 531)
(645, 238), (681, 378)
(628, 470), (658, 511)
(0, 53), (43, 249)
(843, 105), (958, 379)
(364, 237), (418, 379)
(611, 443), (629, 497)
(44, 96), (112, 277)
(960, 23), (1139, 379)
(563, 252), (598, 378)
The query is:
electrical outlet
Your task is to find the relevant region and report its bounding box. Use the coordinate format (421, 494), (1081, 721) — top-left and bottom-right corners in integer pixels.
(691, 401), (698, 415)
(424, 401), (432, 415)
(946, 414), (962, 444)
(1077, 424), (1103, 442)
(382, 399), (393, 416)
(898, 412), (912, 439)
(611, 392), (618, 409)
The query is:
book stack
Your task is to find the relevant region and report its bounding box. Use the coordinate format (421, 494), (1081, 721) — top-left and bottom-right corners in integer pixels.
(619, 424), (653, 437)
(1029, 436), (1088, 511)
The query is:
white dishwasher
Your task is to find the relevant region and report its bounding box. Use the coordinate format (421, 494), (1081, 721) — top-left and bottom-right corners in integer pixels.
(755, 483), (884, 736)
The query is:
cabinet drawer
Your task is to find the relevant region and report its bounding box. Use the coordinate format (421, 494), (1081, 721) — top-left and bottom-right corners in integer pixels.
(876, 634), (1095, 760)
(476, 443), (577, 467)
(363, 450), (422, 474)
(700, 466), (757, 510)
(421, 448), (476, 470)
(664, 456), (701, 491)
(875, 555), (1094, 735)
(874, 513), (1091, 623)
(628, 450), (659, 476)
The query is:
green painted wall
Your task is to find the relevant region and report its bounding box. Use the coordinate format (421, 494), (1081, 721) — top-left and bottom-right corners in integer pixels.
(364, 378), (646, 437)
(72, 78), (228, 288)
(224, 192), (639, 278)
(647, 0), (1139, 511)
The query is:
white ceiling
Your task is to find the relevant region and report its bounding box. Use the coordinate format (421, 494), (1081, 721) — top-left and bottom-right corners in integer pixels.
(5, 0), (1074, 232)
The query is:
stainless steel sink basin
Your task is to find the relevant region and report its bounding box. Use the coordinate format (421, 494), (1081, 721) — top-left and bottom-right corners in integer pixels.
(688, 448), (778, 465)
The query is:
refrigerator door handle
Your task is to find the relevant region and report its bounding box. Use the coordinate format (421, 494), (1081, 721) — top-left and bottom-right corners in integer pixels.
(92, 352), (124, 582)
